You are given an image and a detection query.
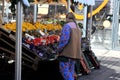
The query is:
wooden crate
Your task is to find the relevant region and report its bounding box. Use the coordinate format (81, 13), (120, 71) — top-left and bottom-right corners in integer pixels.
(0, 27), (41, 71)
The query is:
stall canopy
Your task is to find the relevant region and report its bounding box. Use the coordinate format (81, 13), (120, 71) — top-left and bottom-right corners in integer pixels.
(74, 0), (95, 5)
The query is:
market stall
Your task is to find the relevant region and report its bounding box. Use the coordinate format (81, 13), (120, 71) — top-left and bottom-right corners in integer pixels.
(0, 0), (108, 80)
(1, 1), (65, 80)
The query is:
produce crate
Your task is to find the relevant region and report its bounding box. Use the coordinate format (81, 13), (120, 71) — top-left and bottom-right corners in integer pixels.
(0, 27), (41, 71)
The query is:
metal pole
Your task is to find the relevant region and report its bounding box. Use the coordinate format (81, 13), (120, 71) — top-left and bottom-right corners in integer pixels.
(67, 0), (70, 12)
(15, 1), (22, 80)
(2, 0), (4, 19)
(114, 0), (119, 48)
(111, 0), (117, 49)
(89, 6), (93, 44)
(33, 4), (37, 23)
(83, 5), (88, 38)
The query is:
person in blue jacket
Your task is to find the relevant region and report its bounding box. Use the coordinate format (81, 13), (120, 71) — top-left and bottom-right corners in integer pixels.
(57, 12), (83, 80)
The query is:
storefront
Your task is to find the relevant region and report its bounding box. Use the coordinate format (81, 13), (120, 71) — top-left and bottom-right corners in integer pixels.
(91, 0), (120, 50)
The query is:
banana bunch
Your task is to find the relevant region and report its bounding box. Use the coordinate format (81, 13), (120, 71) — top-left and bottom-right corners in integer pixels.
(3, 22), (62, 32)
(34, 22), (46, 31)
(22, 22), (36, 31)
(3, 22), (16, 32)
(3, 22), (35, 32)
(34, 22), (62, 31)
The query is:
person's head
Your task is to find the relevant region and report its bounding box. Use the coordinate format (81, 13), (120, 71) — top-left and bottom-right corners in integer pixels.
(66, 12), (76, 23)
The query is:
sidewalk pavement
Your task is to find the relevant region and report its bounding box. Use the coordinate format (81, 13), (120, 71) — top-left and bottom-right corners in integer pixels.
(78, 49), (120, 80)
(92, 49), (120, 60)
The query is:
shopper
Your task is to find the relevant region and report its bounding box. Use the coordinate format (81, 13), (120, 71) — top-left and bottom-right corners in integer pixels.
(57, 12), (83, 80)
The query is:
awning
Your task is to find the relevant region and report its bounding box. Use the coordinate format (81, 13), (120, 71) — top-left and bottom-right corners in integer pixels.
(74, 0), (95, 5)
